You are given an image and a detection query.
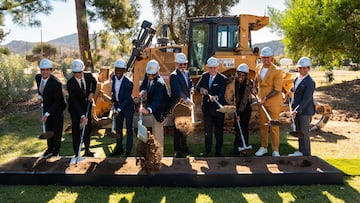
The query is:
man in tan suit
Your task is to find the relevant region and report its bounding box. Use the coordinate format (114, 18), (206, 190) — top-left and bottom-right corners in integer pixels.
(252, 47), (283, 157)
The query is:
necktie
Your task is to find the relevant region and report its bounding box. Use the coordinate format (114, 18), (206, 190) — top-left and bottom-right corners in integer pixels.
(81, 79), (85, 94)
(209, 76), (214, 89)
(182, 72), (189, 87)
(39, 79), (45, 95)
(148, 81), (153, 92)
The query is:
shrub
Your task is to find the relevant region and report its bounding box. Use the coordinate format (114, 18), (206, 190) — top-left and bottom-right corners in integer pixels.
(0, 54), (35, 108)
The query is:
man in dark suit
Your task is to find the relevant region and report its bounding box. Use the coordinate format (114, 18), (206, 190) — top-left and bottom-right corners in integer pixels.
(139, 59), (170, 156)
(288, 57), (316, 156)
(35, 58), (66, 158)
(67, 59), (97, 157)
(196, 57), (227, 157)
(109, 59), (135, 157)
(170, 53), (193, 157)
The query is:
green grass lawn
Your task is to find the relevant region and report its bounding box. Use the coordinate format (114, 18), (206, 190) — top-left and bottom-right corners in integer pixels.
(1, 110), (360, 202)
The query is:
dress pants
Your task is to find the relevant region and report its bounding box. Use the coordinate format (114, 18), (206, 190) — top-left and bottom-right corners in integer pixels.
(295, 115), (312, 156)
(258, 104), (281, 151)
(203, 110), (225, 153)
(115, 112), (134, 152)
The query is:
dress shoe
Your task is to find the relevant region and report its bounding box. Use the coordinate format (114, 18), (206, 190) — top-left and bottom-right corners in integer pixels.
(174, 151), (183, 158)
(84, 150), (95, 157)
(109, 148), (124, 157)
(201, 151), (210, 157)
(255, 147), (268, 156)
(125, 151), (131, 157)
(42, 151), (53, 159)
(288, 151), (303, 156)
(215, 152), (224, 157)
(272, 151), (280, 157)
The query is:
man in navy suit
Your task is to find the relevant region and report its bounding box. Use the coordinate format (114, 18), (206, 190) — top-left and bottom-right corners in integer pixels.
(67, 59), (97, 157)
(288, 57), (316, 156)
(139, 59), (170, 156)
(196, 57), (227, 157)
(35, 58), (66, 157)
(109, 59), (135, 157)
(170, 53), (193, 157)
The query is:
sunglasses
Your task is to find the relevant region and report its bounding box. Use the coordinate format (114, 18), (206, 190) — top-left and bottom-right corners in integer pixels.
(73, 71), (82, 74)
(236, 72), (247, 77)
(147, 73), (157, 76)
(178, 63), (188, 66)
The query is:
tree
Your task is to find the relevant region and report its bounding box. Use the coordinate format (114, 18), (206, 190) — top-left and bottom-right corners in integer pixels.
(75, 0), (138, 72)
(1, 0), (138, 72)
(32, 43), (57, 58)
(268, 0), (360, 66)
(150, 0), (239, 44)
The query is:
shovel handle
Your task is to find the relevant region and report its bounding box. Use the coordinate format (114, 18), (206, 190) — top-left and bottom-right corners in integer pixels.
(139, 97), (143, 124)
(111, 107), (115, 132)
(254, 94), (273, 122)
(190, 93), (195, 123)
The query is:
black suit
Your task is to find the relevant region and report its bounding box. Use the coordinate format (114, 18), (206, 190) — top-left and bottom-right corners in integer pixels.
(140, 74), (170, 123)
(35, 74), (66, 155)
(170, 69), (193, 153)
(196, 72), (227, 154)
(67, 72), (97, 155)
(111, 75), (135, 153)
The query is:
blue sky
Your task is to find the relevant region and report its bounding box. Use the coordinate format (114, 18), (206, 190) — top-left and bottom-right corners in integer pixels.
(1, 0), (285, 45)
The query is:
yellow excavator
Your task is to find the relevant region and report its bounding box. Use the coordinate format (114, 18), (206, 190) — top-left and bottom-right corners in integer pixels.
(92, 14), (332, 131)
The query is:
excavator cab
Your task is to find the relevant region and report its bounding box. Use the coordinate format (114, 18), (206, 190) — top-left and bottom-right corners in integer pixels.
(187, 15), (269, 78)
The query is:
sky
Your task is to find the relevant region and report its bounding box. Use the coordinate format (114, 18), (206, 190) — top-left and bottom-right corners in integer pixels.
(1, 0), (286, 45)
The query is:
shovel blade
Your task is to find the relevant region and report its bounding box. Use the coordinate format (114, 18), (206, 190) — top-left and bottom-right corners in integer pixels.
(37, 131), (54, 139)
(137, 121), (148, 143)
(69, 157), (85, 165)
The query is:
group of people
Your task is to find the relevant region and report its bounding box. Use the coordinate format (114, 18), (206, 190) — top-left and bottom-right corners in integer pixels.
(36, 46), (315, 159)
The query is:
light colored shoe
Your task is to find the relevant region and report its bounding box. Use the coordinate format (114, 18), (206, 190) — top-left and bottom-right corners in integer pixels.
(255, 147), (268, 156)
(288, 151), (303, 156)
(272, 151), (280, 157)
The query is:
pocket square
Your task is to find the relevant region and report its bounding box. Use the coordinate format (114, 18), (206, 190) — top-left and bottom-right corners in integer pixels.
(213, 83), (218, 86)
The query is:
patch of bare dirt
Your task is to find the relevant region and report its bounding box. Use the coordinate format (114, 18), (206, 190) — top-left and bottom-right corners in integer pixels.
(314, 79), (360, 121)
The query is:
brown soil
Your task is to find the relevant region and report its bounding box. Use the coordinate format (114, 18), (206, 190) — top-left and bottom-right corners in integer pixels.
(0, 156), (336, 175)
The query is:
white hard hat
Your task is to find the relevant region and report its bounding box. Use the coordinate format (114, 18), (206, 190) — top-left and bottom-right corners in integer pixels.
(260, 47), (273, 57)
(175, 53), (188, 63)
(71, 59), (85, 72)
(114, 59), (126, 69)
(207, 57), (219, 67)
(297, 56), (312, 67)
(39, 58), (53, 69)
(146, 59), (160, 74)
(236, 63), (249, 73)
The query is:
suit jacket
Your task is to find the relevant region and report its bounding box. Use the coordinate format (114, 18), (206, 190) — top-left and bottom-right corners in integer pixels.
(170, 69), (193, 106)
(35, 74), (66, 116)
(140, 74), (170, 122)
(67, 72), (97, 117)
(291, 75), (315, 115)
(111, 75), (135, 116)
(255, 63), (283, 107)
(195, 72), (227, 113)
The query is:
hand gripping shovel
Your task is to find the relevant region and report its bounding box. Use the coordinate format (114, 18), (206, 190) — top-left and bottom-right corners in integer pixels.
(37, 103), (54, 139)
(254, 94), (281, 126)
(235, 111), (252, 155)
(137, 97), (148, 142)
(288, 97), (304, 138)
(70, 101), (92, 165)
(206, 93), (236, 114)
(107, 106), (120, 139)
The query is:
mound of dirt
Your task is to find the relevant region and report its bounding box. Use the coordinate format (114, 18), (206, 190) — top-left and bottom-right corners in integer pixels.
(314, 79), (360, 121)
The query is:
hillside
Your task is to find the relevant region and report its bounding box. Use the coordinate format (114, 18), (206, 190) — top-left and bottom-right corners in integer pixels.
(2, 34), (285, 56)
(253, 40), (284, 56)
